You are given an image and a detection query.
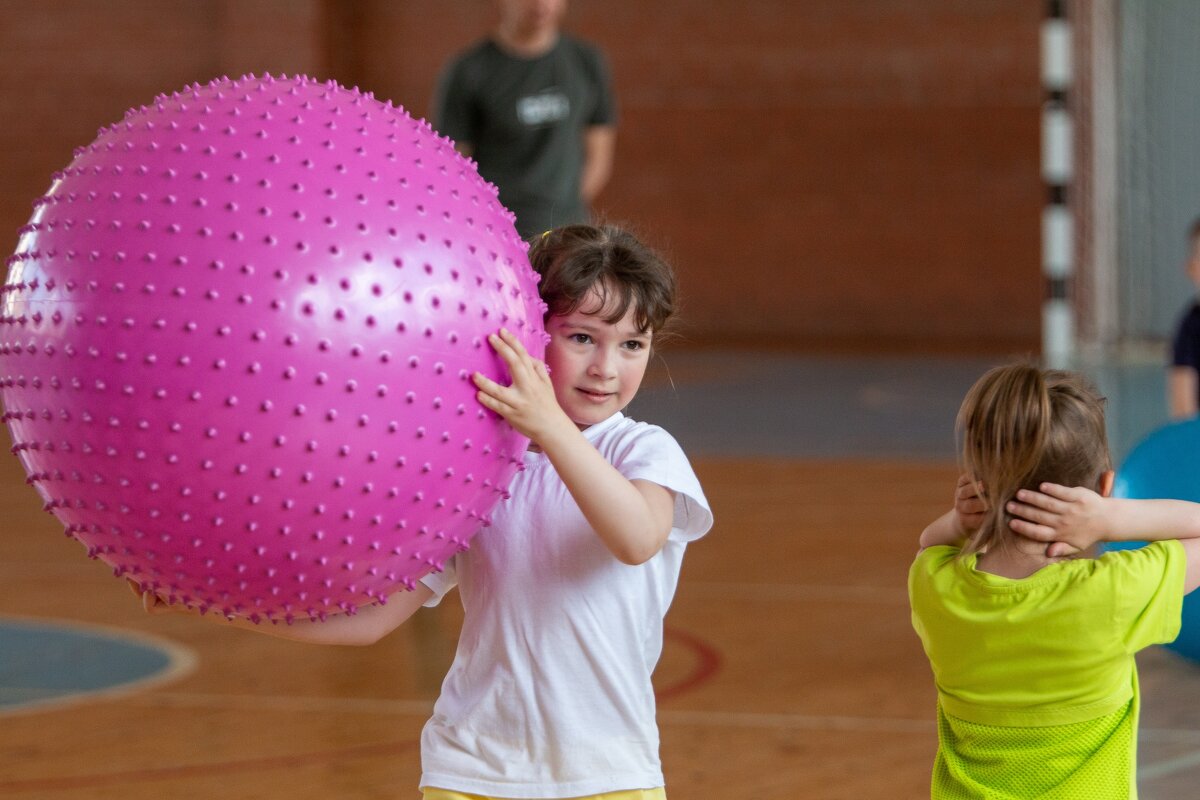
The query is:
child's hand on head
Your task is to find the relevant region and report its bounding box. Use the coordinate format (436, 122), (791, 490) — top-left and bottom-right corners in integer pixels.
(473, 328), (576, 446)
(1006, 483), (1111, 557)
(953, 474), (986, 535)
(919, 476), (986, 549)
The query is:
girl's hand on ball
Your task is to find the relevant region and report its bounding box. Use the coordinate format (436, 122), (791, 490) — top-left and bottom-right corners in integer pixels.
(127, 578), (173, 615)
(473, 328), (574, 446)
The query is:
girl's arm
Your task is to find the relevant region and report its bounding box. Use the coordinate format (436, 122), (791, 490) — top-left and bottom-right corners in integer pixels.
(1007, 484), (1200, 547)
(1009, 484), (1200, 592)
(131, 580), (433, 646)
(919, 511), (963, 549)
(472, 329), (674, 565)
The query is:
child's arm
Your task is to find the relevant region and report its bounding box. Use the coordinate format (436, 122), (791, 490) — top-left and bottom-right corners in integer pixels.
(130, 579), (433, 646)
(1009, 484), (1200, 591)
(919, 511), (963, 549)
(1007, 484), (1200, 548)
(919, 474), (985, 549)
(472, 329), (674, 565)
(1167, 366), (1199, 419)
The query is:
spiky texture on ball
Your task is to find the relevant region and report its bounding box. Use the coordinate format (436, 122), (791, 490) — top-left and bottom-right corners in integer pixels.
(0, 74), (546, 623)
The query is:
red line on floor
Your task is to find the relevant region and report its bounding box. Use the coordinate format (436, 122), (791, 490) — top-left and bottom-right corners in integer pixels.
(656, 625), (722, 702)
(3, 626), (720, 793)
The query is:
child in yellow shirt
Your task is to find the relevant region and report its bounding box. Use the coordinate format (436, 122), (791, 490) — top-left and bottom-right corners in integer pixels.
(910, 363), (1200, 798)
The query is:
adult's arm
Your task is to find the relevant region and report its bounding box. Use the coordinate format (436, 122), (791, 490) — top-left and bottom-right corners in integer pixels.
(580, 125), (616, 204)
(1167, 366), (1199, 419)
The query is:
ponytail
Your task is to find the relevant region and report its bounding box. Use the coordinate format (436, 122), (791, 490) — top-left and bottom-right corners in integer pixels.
(956, 364), (1110, 558)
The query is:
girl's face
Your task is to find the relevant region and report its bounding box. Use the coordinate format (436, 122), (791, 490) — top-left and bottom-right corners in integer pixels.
(543, 285), (652, 429)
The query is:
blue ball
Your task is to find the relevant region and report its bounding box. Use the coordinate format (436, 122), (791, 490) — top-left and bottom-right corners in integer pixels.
(1110, 418), (1200, 662)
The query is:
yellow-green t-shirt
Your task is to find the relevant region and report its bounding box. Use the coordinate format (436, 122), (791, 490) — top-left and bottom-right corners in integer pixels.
(909, 541), (1186, 799)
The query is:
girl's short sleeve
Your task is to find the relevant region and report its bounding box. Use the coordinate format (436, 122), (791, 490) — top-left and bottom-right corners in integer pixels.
(418, 553), (459, 608)
(608, 424), (713, 544)
(1105, 540), (1187, 653)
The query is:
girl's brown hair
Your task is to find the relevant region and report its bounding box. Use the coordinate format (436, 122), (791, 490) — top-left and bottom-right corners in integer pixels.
(527, 224), (676, 336)
(956, 363), (1112, 558)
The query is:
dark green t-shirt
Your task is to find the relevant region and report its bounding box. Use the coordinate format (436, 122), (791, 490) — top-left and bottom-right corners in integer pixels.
(434, 35), (615, 239)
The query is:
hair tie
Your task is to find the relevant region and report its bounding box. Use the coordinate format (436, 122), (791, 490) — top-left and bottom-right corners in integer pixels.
(540, 230), (551, 240)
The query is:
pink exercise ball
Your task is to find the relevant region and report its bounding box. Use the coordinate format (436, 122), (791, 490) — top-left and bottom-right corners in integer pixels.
(0, 74), (545, 622)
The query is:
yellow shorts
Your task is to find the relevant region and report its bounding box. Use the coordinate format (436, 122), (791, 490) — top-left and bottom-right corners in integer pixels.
(421, 788), (666, 800)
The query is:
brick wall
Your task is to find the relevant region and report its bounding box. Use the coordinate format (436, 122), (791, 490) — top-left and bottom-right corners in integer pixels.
(0, 0), (1042, 353)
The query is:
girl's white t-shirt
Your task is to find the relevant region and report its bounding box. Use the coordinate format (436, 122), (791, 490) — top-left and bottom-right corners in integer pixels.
(417, 412), (713, 799)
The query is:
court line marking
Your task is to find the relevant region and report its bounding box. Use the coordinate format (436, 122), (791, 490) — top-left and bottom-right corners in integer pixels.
(0, 566), (909, 605)
(685, 581), (908, 605)
(0, 613), (198, 717)
(0, 562), (104, 577)
(1142, 728), (1200, 745)
(111, 626), (718, 717)
(0, 567), (909, 604)
(659, 625), (722, 700)
(0, 739), (418, 794)
(123, 690), (937, 733)
(128, 691), (436, 716)
(1138, 727), (1200, 780)
(660, 709), (934, 734)
(117, 690), (1200, 748)
(1141, 748), (1200, 780)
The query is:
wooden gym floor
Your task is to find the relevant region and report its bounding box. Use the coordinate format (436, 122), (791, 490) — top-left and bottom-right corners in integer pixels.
(2, 350), (1199, 799)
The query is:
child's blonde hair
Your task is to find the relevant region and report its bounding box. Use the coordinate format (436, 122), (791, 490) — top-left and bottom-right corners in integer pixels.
(957, 363), (1112, 558)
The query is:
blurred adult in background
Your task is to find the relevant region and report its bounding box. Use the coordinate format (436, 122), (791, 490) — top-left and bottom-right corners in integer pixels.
(433, 0), (616, 239)
(1168, 217), (1200, 419)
